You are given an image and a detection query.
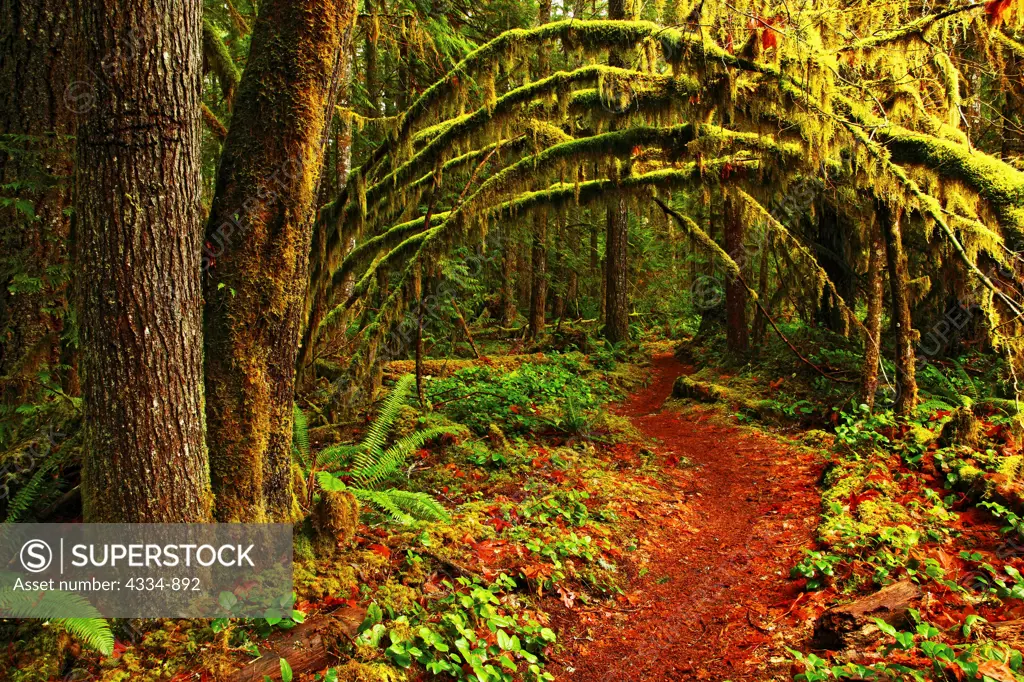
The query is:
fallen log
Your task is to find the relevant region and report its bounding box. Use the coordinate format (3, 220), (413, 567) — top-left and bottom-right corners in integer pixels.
(982, 619), (1024, 649)
(225, 605), (366, 681)
(672, 376), (723, 402)
(812, 580), (921, 650)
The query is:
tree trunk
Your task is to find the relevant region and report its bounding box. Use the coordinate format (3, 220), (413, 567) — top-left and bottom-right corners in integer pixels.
(751, 234), (772, 347)
(528, 212), (548, 339)
(517, 240), (532, 312)
(413, 264), (424, 404)
(724, 194), (748, 353)
(76, 0), (210, 522)
(565, 269), (579, 319)
(203, 0), (355, 522)
(551, 235), (565, 322)
(296, 24), (356, 387)
(602, 0), (630, 344)
(0, 0), (78, 400)
(862, 220), (885, 409)
(880, 201), (918, 415)
(499, 230), (518, 326)
(604, 203), (629, 343)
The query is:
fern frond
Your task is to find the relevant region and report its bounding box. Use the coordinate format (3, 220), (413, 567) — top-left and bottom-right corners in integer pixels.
(951, 360), (979, 401)
(4, 449), (63, 524)
(349, 488), (415, 525)
(349, 488), (450, 524)
(0, 578), (113, 655)
(316, 443), (362, 471)
(376, 489), (451, 523)
(916, 398), (957, 417)
(357, 375), (416, 458)
(292, 403), (310, 471)
(350, 426), (463, 488)
(58, 618), (115, 656)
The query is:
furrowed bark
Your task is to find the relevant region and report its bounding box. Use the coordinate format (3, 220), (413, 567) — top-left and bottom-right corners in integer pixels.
(76, 0), (211, 522)
(0, 0), (78, 399)
(203, 0), (355, 522)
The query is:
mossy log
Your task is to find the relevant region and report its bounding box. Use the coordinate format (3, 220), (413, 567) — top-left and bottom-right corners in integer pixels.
(382, 353), (554, 379)
(672, 376), (724, 402)
(225, 606), (365, 681)
(671, 375), (787, 421)
(938, 454), (1024, 515)
(812, 580), (921, 650)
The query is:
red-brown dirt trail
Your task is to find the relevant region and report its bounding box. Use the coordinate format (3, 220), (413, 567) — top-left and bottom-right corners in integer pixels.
(554, 353), (821, 681)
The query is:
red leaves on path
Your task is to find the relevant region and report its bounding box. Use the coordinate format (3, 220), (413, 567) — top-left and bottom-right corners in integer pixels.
(552, 354), (821, 681)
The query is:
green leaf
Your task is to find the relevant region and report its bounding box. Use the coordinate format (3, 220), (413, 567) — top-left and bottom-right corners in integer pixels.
(359, 602), (383, 633)
(316, 471), (347, 492)
(280, 658), (293, 682)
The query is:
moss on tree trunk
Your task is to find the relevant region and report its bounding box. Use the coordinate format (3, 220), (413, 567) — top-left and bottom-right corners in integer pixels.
(203, 0), (356, 522)
(880, 202), (919, 415)
(862, 220), (886, 410)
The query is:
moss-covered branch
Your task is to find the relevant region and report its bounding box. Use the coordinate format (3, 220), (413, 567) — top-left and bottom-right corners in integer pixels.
(202, 20), (241, 107)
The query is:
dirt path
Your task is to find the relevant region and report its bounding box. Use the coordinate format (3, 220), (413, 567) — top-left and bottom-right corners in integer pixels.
(554, 353), (821, 681)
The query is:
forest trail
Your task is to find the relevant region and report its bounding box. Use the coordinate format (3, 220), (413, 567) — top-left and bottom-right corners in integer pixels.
(554, 353), (821, 681)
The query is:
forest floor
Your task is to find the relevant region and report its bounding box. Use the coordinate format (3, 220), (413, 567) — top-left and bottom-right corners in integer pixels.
(11, 339), (1024, 682)
(552, 353), (821, 681)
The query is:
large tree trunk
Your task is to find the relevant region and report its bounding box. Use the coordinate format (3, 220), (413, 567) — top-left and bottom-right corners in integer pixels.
(528, 213), (548, 339)
(862, 220), (885, 409)
(203, 0), (355, 522)
(602, 0), (630, 344)
(0, 0), (78, 400)
(604, 202), (629, 343)
(76, 0), (210, 522)
(724, 194), (749, 353)
(880, 201), (918, 415)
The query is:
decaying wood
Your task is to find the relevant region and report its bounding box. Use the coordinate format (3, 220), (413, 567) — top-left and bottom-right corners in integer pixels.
(982, 619), (1024, 650)
(812, 580), (921, 650)
(225, 606), (365, 681)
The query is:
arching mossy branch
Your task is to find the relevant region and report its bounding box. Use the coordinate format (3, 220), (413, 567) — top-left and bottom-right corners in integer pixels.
(837, 3), (987, 53)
